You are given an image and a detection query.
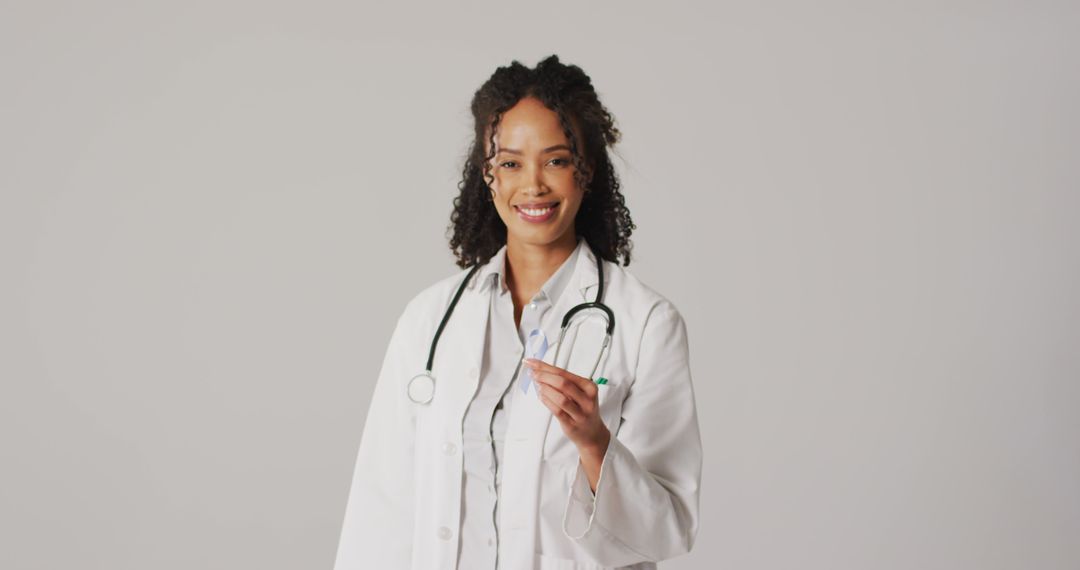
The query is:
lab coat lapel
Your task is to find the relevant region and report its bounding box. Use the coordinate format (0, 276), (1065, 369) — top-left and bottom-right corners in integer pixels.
(497, 241), (602, 568)
(410, 272), (489, 570)
(438, 273), (490, 420)
(505, 242), (599, 443)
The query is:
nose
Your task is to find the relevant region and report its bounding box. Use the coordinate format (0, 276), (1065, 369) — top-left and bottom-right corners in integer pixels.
(519, 163), (549, 196)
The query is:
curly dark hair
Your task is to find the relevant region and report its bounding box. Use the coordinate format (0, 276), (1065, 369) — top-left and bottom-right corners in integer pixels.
(447, 54), (635, 269)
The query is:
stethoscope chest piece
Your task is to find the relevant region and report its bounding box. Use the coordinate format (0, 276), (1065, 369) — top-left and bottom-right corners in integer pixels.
(407, 371), (436, 404)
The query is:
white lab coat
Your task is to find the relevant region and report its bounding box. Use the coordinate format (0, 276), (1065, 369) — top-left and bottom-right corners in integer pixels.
(333, 243), (702, 569)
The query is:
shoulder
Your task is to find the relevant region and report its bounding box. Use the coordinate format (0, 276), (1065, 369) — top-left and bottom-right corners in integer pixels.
(603, 259), (686, 327)
(394, 265), (480, 331)
(602, 262), (692, 380)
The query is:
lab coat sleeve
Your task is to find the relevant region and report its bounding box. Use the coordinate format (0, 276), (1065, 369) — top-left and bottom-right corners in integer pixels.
(562, 299), (702, 566)
(333, 299), (419, 570)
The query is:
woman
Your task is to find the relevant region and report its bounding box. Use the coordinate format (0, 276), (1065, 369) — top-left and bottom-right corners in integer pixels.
(334, 55), (701, 570)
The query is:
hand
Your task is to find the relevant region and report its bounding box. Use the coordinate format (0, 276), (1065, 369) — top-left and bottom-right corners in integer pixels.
(523, 358), (611, 456)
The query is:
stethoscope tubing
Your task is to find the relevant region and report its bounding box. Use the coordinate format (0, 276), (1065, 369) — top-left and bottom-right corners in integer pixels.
(424, 263), (483, 374)
(408, 243), (612, 405)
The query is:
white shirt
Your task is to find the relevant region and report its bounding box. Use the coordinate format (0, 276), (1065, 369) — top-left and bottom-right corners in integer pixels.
(456, 238), (583, 570)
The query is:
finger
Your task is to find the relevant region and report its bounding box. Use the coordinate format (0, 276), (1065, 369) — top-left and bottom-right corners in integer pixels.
(524, 358), (594, 393)
(538, 384), (584, 422)
(528, 363), (597, 403)
(533, 369), (590, 411)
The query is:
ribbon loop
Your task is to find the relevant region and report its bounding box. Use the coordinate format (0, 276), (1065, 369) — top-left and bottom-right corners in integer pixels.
(520, 328), (548, 394)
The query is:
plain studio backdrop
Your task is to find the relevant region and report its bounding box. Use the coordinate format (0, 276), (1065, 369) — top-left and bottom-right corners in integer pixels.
(1, 1), (1077, 569)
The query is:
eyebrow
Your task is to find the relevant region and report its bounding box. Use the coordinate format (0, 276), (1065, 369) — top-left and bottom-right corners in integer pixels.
(495, 144), (571, 155)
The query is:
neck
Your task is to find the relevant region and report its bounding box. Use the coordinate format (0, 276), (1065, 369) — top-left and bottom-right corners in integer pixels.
(504, 231), (578, 305)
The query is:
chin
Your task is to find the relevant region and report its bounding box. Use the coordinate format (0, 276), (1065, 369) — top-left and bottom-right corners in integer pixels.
(511, 226), (575, 246)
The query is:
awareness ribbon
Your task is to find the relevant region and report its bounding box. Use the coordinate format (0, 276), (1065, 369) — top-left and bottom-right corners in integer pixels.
(520, 328), (549, 394)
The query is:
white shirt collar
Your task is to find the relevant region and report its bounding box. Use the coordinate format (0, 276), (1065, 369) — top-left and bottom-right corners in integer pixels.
(477, 237), (587, 306)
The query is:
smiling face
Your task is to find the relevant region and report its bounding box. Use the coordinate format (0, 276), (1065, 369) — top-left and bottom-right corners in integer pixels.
(485, 96), (587, 250)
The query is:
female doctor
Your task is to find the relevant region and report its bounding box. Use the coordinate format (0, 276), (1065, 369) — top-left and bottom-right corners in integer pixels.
(333, 55), (702, 570)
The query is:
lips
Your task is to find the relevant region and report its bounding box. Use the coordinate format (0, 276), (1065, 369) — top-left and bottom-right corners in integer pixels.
(515, 202), (558, 215)
(515, 202), (559, 223)
(516, 201), (558, 207)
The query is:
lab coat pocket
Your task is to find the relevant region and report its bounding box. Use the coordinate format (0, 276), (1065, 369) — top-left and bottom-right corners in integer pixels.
(594, 383), (621, 432)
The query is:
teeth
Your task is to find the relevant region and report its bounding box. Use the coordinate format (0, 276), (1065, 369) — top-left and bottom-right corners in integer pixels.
(521, 206), (554, 216)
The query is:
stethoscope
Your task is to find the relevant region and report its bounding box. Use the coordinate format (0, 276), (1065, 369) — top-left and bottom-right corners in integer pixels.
(406, 243), (615, 405)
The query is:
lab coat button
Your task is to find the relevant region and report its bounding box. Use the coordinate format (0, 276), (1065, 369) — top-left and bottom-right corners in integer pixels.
(437, 526), (452, 540)
(442, 442), (456, 455)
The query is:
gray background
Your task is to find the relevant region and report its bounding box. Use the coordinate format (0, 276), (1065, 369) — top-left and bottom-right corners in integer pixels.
(2, 1), (1078, 569)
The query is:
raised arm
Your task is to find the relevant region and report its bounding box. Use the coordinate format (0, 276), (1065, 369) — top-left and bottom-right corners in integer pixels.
(562, 300), (702, 567)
